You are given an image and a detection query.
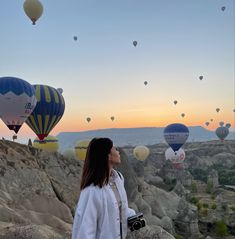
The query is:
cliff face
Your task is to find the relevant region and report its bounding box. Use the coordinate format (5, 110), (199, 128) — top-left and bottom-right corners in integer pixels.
(0, 139), (234, 239)
(0, 140), (175, 239)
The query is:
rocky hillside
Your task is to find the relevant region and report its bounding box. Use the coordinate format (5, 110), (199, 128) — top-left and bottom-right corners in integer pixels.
(0, 139), (235, 239)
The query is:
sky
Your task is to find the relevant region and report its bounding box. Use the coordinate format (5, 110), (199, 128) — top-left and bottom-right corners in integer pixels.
(0, 0), (234, 143)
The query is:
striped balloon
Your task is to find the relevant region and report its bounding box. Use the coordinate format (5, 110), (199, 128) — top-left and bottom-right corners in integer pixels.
(26, 85), (65, 140)
(164, 123), (189, 152)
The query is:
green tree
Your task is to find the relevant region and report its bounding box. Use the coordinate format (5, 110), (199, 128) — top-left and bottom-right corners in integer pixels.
(191, 181), (197, 193)
(206, 180), (213, 194)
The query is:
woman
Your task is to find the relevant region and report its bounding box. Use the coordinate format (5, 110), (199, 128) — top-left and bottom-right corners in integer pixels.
(72, 137), (136, 239)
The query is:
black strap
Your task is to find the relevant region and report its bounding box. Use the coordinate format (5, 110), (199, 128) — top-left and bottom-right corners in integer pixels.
(117, 171), (122, 179)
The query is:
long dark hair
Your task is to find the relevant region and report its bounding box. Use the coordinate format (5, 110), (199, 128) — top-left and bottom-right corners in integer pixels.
(80, 137), (113, 190)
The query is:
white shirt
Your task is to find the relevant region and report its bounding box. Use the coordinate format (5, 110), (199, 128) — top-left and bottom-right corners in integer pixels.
(72, 170), (136, 239)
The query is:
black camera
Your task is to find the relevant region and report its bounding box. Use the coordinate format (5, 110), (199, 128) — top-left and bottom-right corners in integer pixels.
(127, 213), (146, 232)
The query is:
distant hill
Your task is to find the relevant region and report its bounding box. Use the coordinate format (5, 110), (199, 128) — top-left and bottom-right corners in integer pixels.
(57, 126), (235, 152)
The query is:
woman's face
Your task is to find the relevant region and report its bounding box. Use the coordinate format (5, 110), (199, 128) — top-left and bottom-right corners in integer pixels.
(108, 146), (121, 165)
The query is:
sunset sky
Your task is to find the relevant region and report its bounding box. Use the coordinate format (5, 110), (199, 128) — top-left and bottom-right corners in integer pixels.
(0, 0), (234, 142)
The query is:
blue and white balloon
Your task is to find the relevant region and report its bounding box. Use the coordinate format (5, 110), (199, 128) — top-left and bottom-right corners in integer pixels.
(164, 123), (189, 152)
(0, 76), (37, 133)
(215, 126), (229, 141)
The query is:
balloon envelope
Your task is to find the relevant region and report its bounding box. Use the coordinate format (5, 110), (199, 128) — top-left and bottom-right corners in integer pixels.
(23, 0), (43, 25)
(205, 122), (210, 126)
(164, 123), (189, 152)
(165, 147), (185, 164)
(133, 145), (150, 161)
(110, 116), (115, 121)
(133, 41), (138, 47)
(174, 100), (178, 105)
(181, 113), (185, 118)
(26, 85), (65, 140)
(144, 81), (148, 86)
(0, 76), (37, 133)
(215, 127), (229, 141)
(33, 135), (59, 152)
(221, 6), (226, 11)
(73, 36), (78, 41)
(86, 117), (91, 123)
(74, 140), (91, 160)
(199, 76), (203, 80)
(216, 108), (220, 113)
(225, 123), (231, 129)
(219, 121), (224, 127)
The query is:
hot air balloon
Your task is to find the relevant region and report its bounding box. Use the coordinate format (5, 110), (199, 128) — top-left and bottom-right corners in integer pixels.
(216, 108), (220, 113)
(205, 122), (210, 126)
(23, 0), (43, 25)
(86, 117), (91, 123)
(199, 76), (203, 80)
(215, 127), (229, 141)
(164, 123), (189, 152)
(74, 140), (91, 160)
(12, 134), (17, 142)
(110, 116), (115, 121)
(173, 100), (178, 105)
(181, 113), (185, 118)
(63, 149), (76, 160)
(133, 41), (138, 47)
(133, 145), (150, 161)
(33, 135), (59, 152)
(57, 88), (63, 94)
(73, 36), (78, 41)
(225, 123), (231, 129)
(219, 121), (224, 127)
(0, 76), (37, 133)
(233, 109), (235, 113)
(221, 6), (226, 11)
(210, 119), (213, 122)
(26, 85), (65, 141)
(144, 81), (148, 86)
(165, 147), (185, 164)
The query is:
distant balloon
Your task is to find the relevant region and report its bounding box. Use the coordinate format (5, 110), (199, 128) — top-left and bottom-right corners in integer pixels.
(216, 108), (220, 113)
(12, 134), (17, 141)
(225, 123), (231, 129)
(205, 122), (210, 126)
(63, 149), (76, 160)
(133, 41), (138, 47)
(219, 121), (224, 127)
(110, 116), (115, 121)
(221, 6), (226, 11)
(57, 88), (63, 94)
(164, 123), (189, 152)
(233, 109), (235, 113)
(181, 113), (185, 118)
(23, 0), (43, 25)
(210, 119), (213, 122)
(199, 76), (203, 80)
(26, 85), (65, 141)
(33, 135), (59, 152)
(74, 140), (91, 160)
(0, 76), (37, 133)
(165, 147), (185, 164)
(133, 145), (150, 161)
(73, 36), (78, 41)
(215, 126), (229, 141)
(86, 117), (91, 123)
(173, 100), (178, 105)
(144, 81), (148, 86)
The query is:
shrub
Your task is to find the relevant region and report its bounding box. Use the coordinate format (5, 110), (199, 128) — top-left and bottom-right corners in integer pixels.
(214, 220), (228, 237)
(206, 180), (213, 194)
(201, 208), (208, 216)
(211, 203), (217, 210)
(191, 182), (197, 193)
(231, 206), (235, 211)
(202, 203), (209, 208)
(190, 197), (199, 205)
(174, 234), (183, 239)
(196, 202), (202, 211)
